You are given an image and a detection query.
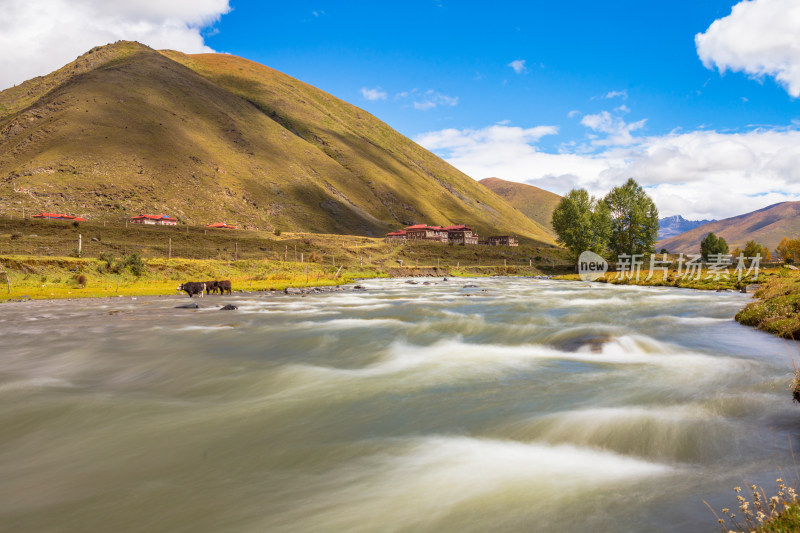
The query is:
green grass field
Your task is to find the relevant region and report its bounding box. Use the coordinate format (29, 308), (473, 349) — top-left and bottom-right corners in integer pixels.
(0, 217), (572, 301)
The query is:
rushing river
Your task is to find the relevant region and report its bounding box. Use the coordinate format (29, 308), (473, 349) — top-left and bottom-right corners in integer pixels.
(1, 277), (799, 532)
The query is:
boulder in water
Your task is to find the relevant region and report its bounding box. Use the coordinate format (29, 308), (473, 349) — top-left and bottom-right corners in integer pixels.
(175, 302), (199, 309)
(220, 304), (238, 310)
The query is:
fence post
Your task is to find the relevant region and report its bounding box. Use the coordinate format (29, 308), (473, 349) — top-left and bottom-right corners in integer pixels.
(78, 234), (82, 256)
(168, 237), (172, 259)
(235, 241), (238, 261)
(305, 264), (309, 283)
(284, 245), (288, 262)
(294, 244), (297, 262)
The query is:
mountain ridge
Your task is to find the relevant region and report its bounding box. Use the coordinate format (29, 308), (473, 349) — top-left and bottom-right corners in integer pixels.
(657, 214), (716, 240)
(0, 41), (556, 244)
(657, 202), (800, 253)
(478, 177), (561, 237)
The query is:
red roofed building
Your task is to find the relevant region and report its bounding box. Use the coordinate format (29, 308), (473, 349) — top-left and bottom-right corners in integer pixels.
(405, 224), (448, 242)
(385, 230), (407, 241)
(443, 224), (478, 245)
(205, 223), (238, 229)
(130, 214), (177, 226)
(32, 212), (86, 221)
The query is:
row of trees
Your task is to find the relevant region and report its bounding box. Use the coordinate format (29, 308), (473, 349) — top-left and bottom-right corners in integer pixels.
(701, 232), (773, 261)
(551, 178), (659, 259)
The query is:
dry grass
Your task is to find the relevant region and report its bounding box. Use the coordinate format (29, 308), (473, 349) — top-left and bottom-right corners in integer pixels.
(707, 479), (800, 532)
(0, 40), (557, 243)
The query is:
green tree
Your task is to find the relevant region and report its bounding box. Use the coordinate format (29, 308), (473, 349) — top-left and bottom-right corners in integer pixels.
(551, 189), (612, 259)
(700, 232), (729, 261)
(743, 240), (771, 262)
(603, 178), (659, 256)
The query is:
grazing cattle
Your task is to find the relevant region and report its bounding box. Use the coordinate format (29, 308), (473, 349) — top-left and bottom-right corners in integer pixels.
(177, 281), (206, 298)
(204, 281), (220, 295)
(217, 279), (232, 295)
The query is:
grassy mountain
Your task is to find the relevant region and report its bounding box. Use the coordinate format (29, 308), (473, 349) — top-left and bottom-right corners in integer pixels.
(657, 202), (800, 253)
(478, 177), (561, 237)
(0, 41), (556, 244)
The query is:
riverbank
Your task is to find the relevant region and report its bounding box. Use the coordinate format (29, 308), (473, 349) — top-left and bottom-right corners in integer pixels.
(0, 254), (559, 301)
(735, 270), (800, 339)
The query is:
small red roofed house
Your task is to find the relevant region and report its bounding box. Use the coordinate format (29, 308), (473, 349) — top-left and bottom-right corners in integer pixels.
(404, 224), (448, 242)
(205, 223), (238, 229)
(443, 224), (478, 245)
(130, 214), (177, 226)
(32, 212), (86, 221)
(385, 230), (407, 240)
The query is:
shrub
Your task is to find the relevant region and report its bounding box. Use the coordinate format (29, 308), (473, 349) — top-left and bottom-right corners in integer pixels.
(10, 232), (22, 240)
(273, 228), (282, 236)
(74, 274), (87, 287)
(124, 253), (145, 277)
(72, 221), (80, 228)
(309, 252), (321, 262)
(98, 252), (115, 271)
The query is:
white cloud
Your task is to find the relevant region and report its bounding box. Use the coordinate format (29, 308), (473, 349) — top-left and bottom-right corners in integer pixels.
(360, 87), (387, 101)
(508, 59), (527, 74)
(567, 110), (581, 118)
(398, 89), (458, 111)
(696, 0), (800, 97)
(0, 0), (230, 89)
(604, 90), (628, 99)
(415, 123), (800, 220)
(580, 111), (646, 146)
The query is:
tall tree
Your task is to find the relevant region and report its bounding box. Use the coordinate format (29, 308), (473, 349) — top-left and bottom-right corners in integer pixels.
(743, 240), (771, 262)
(603, 178), (659, 255)
(551, 189), (612, 259)
(700, 232), (729, 261)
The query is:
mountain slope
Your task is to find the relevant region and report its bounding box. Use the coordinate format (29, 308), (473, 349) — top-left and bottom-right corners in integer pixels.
(657, 202), (800, 253)
(658, 215), (716, 240)
(478, 177), (561, 237)
(0, 41), (556, 244)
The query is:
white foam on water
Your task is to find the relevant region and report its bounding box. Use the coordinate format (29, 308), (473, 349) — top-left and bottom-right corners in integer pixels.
(0, 376), (74, 393)
(294, 318), (408, 329)
(264, 435), (672, 531)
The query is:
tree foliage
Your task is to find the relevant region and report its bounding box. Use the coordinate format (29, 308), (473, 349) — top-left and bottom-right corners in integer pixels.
(776, 237), (800, 264)
(551, 189), (611, 259)
(700, 232), (729, 261)
(603, 178), (659, 255)
(743, 240), (771, 262)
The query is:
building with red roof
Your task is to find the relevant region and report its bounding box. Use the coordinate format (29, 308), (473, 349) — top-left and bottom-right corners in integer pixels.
(404, 224), (448, 242)
(130, 214), (177, 226)
(385, 230), (407, 240)
(443, 224), (478, 245)
(32, 212), (86, 221)
(205, 223), (238, 229)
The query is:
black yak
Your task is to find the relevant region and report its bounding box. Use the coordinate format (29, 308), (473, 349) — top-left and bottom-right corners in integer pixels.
(178, 281), (206, 297)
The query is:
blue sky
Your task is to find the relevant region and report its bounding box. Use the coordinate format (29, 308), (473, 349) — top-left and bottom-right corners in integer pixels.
(4, 0), (800, 219)
(203, 1), (794, 148)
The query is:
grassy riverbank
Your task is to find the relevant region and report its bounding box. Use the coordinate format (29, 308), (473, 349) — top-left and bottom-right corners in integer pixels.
(735, 269), (800, 339)
(0, 255), (560, 301)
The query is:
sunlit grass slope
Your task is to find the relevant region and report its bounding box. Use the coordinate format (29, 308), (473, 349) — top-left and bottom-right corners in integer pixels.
(0, 41), (555, 244)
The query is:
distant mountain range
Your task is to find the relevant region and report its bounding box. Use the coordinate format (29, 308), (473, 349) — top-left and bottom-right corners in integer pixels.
(0, 41), (555, 244)
(657, 202), (800, 253)
(658, 215), (716, 240)
(478, 177), (561, 237)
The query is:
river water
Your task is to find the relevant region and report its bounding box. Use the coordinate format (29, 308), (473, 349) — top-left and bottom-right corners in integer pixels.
(1, 277), (799, 532)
